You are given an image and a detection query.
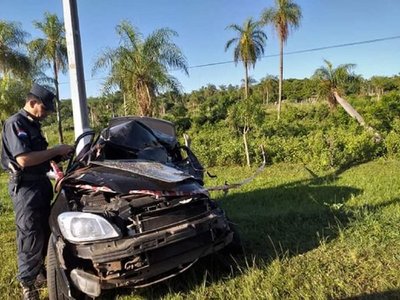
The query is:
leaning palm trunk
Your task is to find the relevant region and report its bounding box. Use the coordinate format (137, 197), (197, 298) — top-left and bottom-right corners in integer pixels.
(333, 91), (382, 142)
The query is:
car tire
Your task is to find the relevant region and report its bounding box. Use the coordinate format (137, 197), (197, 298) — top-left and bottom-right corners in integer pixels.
(47, 234), (69, 300)
(213, 221), (245, 271)
(47, 235), (101, 300)
(226, 220), (245, 256)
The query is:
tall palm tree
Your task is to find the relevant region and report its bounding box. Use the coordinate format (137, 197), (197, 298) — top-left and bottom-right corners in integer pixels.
(225, 18), (267, 99)
(313, 60), (381, 141)
(93, 21), (188, 117)
(0, 21), (31, 78)
(261, 0), (302, 120)
(29, 12), (68, 143)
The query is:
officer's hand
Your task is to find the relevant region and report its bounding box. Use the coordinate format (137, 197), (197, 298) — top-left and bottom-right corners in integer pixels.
(54, 144), (74, 156)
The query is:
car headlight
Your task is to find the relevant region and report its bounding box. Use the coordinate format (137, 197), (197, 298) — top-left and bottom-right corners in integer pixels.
(58, 212), (121, 243)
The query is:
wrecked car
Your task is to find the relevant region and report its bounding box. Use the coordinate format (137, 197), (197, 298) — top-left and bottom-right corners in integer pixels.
(47, 116), (236, 299)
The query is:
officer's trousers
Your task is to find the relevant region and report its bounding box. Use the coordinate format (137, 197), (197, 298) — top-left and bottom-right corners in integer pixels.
(9, 176), (53, 284)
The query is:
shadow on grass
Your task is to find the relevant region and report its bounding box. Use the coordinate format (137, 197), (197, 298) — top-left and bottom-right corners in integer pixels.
(341, 289), (400, 300)
(107, 170), (362, 299)
(218, 182), (361, 259)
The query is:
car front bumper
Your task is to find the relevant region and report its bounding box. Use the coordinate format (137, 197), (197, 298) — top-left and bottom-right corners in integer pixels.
(54, 210), (233, 297)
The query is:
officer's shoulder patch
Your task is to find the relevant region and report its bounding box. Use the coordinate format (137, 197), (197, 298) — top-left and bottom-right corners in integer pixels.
(16, 128), (28, 139)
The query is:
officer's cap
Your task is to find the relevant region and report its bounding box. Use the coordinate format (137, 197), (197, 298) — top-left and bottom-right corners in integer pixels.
(29, 83), (56, 112)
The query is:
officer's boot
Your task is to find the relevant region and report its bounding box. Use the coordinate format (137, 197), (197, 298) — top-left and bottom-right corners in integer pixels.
(35, 267), (47, 288)
(20, 282), (39, 300)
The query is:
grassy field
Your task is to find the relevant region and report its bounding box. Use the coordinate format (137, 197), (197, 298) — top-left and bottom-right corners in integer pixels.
(0, 159), (399, 299)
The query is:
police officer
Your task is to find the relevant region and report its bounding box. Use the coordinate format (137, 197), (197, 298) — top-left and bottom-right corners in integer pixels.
(1, 83), (74, 300)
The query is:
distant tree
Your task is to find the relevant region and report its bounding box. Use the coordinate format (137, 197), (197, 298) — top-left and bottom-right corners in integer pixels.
(156, 90), (185, 117)
(394, 74), (400, 90)
(261, 0), (302, 119)
(0, 77), (27, 123)
(29, 12), (68, 143)
(300, 78), (319, 102)
(225, 18), (267, 99)
(203, 84), (218, 98)
(313, 59), (381, 141)
(370, 76), (395, 100)
(93, 21), (188, 116)
(258, 75), (278, 104)
(227, 96), (265, 167)
(241, 76), (258, 96)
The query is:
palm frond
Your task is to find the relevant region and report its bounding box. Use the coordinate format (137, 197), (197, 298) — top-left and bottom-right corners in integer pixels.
(94, 22), (188, 116)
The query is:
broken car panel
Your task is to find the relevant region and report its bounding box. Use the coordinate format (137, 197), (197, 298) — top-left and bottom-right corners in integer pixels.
(47, 117), (234, 299)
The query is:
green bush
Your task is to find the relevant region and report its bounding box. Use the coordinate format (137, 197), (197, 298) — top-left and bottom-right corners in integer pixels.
(385, 131), (400, 158)
(24, 89), (400, 171)
(384, 118), (400, 158)
(189, 123), (244, 167)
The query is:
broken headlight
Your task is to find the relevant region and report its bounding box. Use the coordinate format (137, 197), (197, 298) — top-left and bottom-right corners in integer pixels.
(58, 212), (121, 243)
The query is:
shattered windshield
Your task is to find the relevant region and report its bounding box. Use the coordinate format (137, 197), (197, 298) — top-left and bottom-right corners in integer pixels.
(101, 120), (161, 151)
(97, 119), (172, 163)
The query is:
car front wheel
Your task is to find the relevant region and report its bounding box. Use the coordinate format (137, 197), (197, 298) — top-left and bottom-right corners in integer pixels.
(47, 234), (70, 300)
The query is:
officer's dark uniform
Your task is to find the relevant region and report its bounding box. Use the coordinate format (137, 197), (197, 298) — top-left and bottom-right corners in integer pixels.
(1, 94), (54, 285)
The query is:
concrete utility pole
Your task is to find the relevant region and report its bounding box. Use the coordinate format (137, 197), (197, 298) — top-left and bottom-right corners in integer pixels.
(62, 0), (91, 152)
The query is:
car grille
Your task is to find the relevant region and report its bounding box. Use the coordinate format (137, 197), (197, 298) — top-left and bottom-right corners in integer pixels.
(80, 192), (213, 236)
(139, 199), (209, 232)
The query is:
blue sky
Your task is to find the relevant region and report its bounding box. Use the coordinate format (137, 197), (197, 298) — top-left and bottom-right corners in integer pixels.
(1, 0), (399, 99)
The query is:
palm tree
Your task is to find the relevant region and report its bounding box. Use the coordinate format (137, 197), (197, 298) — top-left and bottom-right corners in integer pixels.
(93, 21), (188, 117)
(0, 21), (31, 78)
(260, 75), (278, 104)
(225, 18), (267, 99)
(313, 59), (381, 141)
(29, 12), (68, 143)
(261, 0), (302, 120)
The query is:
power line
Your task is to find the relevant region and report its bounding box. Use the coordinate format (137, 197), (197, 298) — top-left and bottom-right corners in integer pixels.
(188, 35), (400, 69)
(59, 35), (400, 84)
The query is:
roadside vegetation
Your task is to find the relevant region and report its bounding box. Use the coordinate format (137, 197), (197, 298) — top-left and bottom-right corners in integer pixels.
(0, 159), (399, 299)
(1, 1), (400, 298)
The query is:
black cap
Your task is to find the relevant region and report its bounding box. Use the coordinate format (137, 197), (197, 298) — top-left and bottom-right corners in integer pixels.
(29, 83), (56, 112)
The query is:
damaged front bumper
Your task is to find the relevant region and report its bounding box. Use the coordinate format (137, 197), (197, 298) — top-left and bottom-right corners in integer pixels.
(55, 210), (233, 297)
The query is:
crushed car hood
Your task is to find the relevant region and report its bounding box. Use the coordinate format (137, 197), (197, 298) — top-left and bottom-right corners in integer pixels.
(65, 160), (205, 195)
(91, 160), (193, 183)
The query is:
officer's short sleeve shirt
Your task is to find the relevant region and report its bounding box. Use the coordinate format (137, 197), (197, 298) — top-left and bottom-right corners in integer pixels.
(1, 109), (49, 172)
(4, 115), (33, 158)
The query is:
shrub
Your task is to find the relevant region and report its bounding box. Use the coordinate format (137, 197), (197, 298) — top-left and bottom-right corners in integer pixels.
(384, 118), (400, 158)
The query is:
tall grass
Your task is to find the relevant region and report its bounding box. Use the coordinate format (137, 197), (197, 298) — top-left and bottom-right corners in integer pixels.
(0, 159), (399, 299)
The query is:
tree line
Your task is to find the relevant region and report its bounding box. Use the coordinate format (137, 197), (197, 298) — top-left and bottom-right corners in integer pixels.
(0, 0), (306, 137)
(1, 0), (399, 165)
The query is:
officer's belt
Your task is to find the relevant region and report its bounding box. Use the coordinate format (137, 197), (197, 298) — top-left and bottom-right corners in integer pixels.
(10, 173), (48, 181)
(22, 173), (48, 181)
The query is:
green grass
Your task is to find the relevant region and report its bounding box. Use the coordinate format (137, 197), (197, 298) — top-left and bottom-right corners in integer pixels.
(0, 159), (399, 299)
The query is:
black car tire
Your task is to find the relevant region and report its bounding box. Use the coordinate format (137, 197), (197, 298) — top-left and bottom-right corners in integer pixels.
(213, 221), (245, 271)
(47, 234), (69, 300)
(47, 235), (101, 300)
(226, 220), (245, 255)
